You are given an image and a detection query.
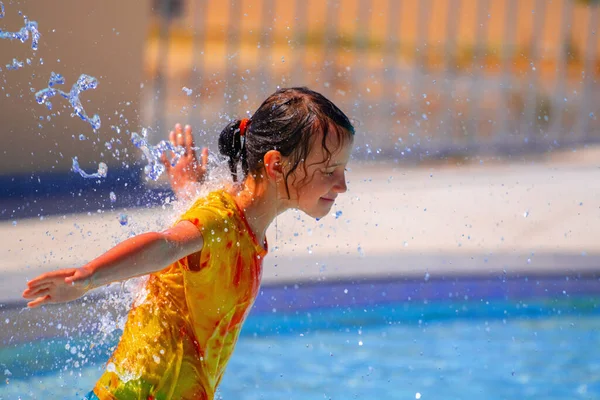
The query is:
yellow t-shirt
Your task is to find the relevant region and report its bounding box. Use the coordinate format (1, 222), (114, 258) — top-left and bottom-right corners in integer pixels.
(93, 189), (268, 400)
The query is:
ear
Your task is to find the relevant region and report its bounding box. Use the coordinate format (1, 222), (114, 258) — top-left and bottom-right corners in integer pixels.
(263, 150), (284, 182)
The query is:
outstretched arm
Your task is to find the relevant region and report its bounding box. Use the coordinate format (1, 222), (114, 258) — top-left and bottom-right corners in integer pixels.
(161, 123), (209, 200)
(22, 220), (203, 308)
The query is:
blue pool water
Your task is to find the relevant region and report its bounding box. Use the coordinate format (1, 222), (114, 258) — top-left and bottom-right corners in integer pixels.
(1, 297), (599, 399)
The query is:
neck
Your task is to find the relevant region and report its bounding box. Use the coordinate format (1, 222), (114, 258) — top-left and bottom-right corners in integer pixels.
(227, 175), (285, 247)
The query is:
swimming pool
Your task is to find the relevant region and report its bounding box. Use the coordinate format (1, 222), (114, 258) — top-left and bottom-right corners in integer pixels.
(1, 279), (599, 399)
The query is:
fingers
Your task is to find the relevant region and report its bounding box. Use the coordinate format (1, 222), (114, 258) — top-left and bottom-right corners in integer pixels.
(175, 123), (185, 147)
(169, 128), (177, 146)
(27, 295), (51, 308)
(160, 152), (171, 171)
(201, 147), (209, 167)
(26, 273), (51, 289)
(184, 125), (195, 156)
(26, 269), (73, 289)
(23, 285), (50, 299)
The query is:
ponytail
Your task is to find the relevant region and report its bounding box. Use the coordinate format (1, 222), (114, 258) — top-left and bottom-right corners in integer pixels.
(218, 119), (250, 182)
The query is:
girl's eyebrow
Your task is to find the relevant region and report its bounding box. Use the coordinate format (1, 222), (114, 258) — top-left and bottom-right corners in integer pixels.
(326, 162), (344, 168)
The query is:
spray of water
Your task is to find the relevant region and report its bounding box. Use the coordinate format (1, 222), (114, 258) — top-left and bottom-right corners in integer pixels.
(72, 156), (107, 179)
(0, 3), (40, 51)
(35, 72), (101, 131)
(5, 57), (23, 70)
(130, 128), (185, 181)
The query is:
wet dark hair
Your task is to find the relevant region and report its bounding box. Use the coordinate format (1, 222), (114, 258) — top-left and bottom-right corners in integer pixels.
(218, 87), (355, 196)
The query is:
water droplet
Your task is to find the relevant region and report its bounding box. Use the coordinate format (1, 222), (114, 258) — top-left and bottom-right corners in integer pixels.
(109, 192), (116, 203)
(5, 58), (24, 70)
(35, 72), (101, 130)
(131, 131), (183, 180)
(98, 162), (108, 178)
(118, 213), (128, 226)
(0, 9), (39, 50)
(523, 210), (529, 218)
(79, 134), (86, 140)
(416, 393), (422, 399)
(12, 220), (16, 226)
(335, 210), (343, 219)
(71, 157), (108, 179)
(182, 86), (193, 96)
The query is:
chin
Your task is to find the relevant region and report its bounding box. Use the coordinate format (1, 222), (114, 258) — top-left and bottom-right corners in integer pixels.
(305, 206), (332, 220)
(297, 200), (334, 219)
(311, 211), (329, 219)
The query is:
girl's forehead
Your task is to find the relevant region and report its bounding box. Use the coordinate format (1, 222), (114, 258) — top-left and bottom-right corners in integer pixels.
(308, 130), (353, 164)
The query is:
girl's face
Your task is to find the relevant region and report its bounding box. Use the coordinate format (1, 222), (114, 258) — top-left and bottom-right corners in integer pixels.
(284, 129), (353, 219)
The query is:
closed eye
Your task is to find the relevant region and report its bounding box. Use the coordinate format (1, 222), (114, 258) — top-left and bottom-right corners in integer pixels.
(323, 166), (348, 177)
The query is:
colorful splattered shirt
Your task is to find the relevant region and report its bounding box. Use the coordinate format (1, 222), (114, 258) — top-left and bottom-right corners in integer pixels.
(93, 189), (267, 400)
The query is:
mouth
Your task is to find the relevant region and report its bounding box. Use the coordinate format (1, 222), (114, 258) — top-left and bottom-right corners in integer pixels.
(320, 197), (336, 202)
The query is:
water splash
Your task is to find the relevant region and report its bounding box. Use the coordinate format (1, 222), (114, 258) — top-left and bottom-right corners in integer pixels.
(0, 5), (40, 51)
(182, 86), (193, 96)
(118, 213), (128, 226)
(5, 58), (23, 70)
(35, 72), (101, 130)
(131, 129), (184, 181)
(72, 156), (107, 178)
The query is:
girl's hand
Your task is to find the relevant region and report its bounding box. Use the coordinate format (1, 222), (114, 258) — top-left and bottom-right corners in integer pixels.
(161, 123), (209, 200)
(22, 267), (94, 308)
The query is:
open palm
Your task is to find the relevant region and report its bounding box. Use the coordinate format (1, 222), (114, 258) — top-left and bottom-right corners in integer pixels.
(22, 267), (93, 308)
(161, 123), (209, 200)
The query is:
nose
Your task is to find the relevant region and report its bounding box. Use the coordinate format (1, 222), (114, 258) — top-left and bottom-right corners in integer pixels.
(333, 172), (348, 194)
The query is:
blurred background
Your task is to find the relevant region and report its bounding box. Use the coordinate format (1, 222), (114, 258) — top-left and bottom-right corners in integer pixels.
(1, 1), (600, 399)
(143, 0), (600, 159)
(0, 0), (598, 196)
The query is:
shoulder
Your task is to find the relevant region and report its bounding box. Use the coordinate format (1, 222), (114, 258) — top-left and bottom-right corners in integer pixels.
(178, 190), (239, 234)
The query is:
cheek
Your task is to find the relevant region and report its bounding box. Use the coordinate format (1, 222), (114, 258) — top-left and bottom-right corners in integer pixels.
(286, 170), (316, 200)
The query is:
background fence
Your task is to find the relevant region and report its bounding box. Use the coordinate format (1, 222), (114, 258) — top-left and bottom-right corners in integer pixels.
(144, 0), (600, 161)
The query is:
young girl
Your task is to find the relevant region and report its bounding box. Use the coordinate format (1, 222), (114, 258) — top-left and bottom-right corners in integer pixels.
(22, 87), (355, 400)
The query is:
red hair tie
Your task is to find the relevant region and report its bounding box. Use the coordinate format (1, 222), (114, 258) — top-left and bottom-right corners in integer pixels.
(239, 118), (249, 137)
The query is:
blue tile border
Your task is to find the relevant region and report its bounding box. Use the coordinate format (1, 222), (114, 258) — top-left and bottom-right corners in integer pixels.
(252, 273), (600, 314)
(1, 273), (599, 347)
